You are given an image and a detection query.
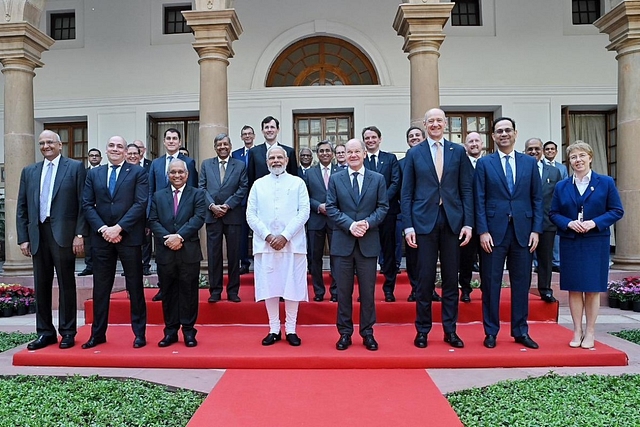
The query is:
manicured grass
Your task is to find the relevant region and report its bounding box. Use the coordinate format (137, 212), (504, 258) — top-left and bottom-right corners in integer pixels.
(0, 375), (205, 427)
(610, 328), (640, 345)
(447, 372), (640, 427)
(0, 331), (37, 353)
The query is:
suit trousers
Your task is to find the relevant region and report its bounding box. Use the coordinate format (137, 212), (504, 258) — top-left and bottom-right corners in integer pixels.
(534, 230), (556, 295)
(206, 222), (241, 298)
(141, 230), (152, 269)
(379, 213), (397, 295)
(480, 222), (532, 337)
(33, 221), (77, 337)
(91, 241), (147, 339)
(308, 225), (337, 298)
(158, 259), (200, 336)
(84, 233), (93, 271)
(459, 232), (480, 294)
(335, 243), (376, 337)
(415, 206), (460, 334)
(239, 220), (251, 268)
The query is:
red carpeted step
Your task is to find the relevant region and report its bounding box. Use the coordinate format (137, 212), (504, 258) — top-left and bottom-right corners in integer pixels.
(14, 322), (627, 370)
(85, 286), (558, 325)
(187, 369), (463, 427)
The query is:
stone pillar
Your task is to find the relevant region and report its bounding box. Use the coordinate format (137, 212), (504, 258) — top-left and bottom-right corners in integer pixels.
(393, 1), (454, 128)
(0, 22), (54, 275)
(596, 1), (640, 270)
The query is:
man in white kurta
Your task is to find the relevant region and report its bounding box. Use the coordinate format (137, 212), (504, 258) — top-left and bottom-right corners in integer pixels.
(246, 145), (310, 346)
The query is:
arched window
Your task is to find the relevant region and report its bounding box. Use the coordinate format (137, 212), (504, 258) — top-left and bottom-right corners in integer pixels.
(266, 36), (379, 87)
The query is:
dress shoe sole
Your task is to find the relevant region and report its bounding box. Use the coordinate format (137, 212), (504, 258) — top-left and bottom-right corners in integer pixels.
(81, 338), (107, 349)
(59, 342), (75, 349)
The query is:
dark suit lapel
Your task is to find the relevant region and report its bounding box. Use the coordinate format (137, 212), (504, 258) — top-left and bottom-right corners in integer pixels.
(340, 171), (359, 205)
(490, 153), (510, 194)
(360, 169), (374, 202)
(418, 142), (438, 182)
(51, 157), (69, 201)
(541, 162), (549, 184)
(113, 163), (133, 197)
(175, 186), (190, 220)
(223, 159), (236, 185)
(212, 158), (221, 185)
(582, 172), (600, 203)
(33, 161), (44, 210)
(442, 140), (455, 179)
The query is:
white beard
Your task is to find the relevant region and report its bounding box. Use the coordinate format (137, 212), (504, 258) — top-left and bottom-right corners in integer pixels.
(268, 165), (286, 176)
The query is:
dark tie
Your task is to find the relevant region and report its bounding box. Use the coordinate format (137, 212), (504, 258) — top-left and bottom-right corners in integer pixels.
(173, 189), (180, 216)
(166, 155), (174, 184)
(505, 155), (514, 194)
(109, 165), (119, 196)
(40, 162), (53, 222)
(352, 171), (360, 202)
(370, 154), (377, 170)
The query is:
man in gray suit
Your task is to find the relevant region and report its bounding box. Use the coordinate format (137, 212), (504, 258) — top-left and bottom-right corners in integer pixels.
(199, 133), (248, 303)
(326, 138), (389, 351)
(17, 130), (87, 350)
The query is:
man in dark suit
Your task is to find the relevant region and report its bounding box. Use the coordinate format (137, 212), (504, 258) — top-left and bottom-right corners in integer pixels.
(133, 140), (153, 276)
(402, 108), (474, 349)
(326, 138), (389, 351)
(148, 128), (198, 300)
(543, 140), (567, 272)
(17, 130), (87, 350)
(525, 138), (562, 303)
(232, 125), (255, 273)
(247, 116), (298, 188)
(81, 136), (149, 349)
(78, 147), (103, 277)
(149, 159), (206, 347)
(133, 140), (152, 172)
(362, 126), (400, 302)
(200, 133), (248, 303)
(474, 117), (543, 350)
(305, 140), (339, 302)
(298, 147), (313, 178)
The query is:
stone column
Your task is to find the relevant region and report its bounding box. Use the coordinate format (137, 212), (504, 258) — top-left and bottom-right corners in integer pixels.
(393, 1), (454, 128)
(0, 22), (54, 275)
(596, 1), (640, 270)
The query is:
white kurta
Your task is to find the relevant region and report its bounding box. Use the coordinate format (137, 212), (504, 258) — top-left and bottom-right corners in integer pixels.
(246, 172), (310, 302)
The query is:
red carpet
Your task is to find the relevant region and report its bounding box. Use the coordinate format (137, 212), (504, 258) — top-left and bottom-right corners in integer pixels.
(13, 322), (627, 369)
(187, 369), (463, 427)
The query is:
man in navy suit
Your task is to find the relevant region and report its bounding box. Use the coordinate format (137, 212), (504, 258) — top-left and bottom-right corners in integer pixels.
(362, 126), (400, 302)
(474, 117), (543, 349)
(298, 147), (313, 178)
(402, 108), (474, 349)
(305, 140), (339, 302)
(200, 133), (248, 303)
(78, 147), (103, 277)
(149, 159), (206, 347)
(133, 140), (153, 275)
(17, 130), (87, 350)
(231, 125), (255, 274)
(327, 139), (389, 351)
(82, 136), (149, 349)
(247, 116), (298, 188)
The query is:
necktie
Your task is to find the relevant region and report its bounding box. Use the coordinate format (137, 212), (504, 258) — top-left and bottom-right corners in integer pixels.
(352, 171), (360, 202)
(435, 142), (443, 181)
(370, 154), (377, 170)
(505, 155), (514, 194)
(166, 155), (174, 184)
(323, 167), (329, 189)
(220, 160), (226, 182)
(109, 164), (119, 196)
(39, 162), (53, 222)
(173, 189), (180, 216)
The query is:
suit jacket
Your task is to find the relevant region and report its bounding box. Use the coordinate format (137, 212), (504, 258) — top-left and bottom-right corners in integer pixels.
(149, 185), (206, 264)
(326, 169), (389, 257)
(82, 163), (149, 247)
(231, 146), (251, 166)
(305, 163), (340, 231)
(546, 159), (568, 180)
(539, 162), (563, 231)
(298, 165), (312, 179)
(550, 171), (623, 239)
(198, 156), (248, 224)
(401, 140), (474, 234)
(247, 143), (298, 187)
(474, 151), (543, 247)
(141, 158), (152, 172)
(17, 156), (87, 254)
(148, 153), (198, 213)
(365, 151), (400, 215)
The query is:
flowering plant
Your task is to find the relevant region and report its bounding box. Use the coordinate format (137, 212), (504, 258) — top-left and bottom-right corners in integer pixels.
(0, 297), (13, 310)
(608, 277), (640, 303)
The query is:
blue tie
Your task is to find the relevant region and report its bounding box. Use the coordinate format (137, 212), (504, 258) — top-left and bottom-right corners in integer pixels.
(166, 155), (174, 184)
(39, 162), (53, 222)
(352, 172), (360, 202)
(109, 165), (119, 196)
(505, 155), (514, 194)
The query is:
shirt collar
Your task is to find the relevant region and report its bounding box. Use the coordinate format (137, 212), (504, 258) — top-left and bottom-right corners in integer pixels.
(498, 149), (515, 159)
(427, 137), (443, 146)
(368, 150), (380, 158)
(348, 165), (366, 176)
(45, 154), (62, 166)
(573, 170), (592, 185)
(171, 184), (186, 192)
(108, 161), (125, 168)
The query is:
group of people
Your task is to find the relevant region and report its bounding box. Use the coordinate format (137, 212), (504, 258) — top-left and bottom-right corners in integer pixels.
(17, 109), (623, 353)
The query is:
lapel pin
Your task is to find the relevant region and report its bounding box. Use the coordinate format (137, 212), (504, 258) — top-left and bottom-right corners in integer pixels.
(590, 186), (594, 191)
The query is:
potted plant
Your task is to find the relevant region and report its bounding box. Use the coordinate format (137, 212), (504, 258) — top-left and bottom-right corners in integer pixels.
(607, 280), (621, 308)
(632, 284), (640, 313)
(15, 297), (28, 316)
(0, 297), (13, 317)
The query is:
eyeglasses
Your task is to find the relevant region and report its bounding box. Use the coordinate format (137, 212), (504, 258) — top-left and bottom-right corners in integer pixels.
(493, 128), (514, 135)
(300, 154), (313, 157)
(241, 132), (254, 137)
(39, 140), (58, 146)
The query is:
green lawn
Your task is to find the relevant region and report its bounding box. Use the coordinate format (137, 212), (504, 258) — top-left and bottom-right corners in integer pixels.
(0, 331), (37, 352)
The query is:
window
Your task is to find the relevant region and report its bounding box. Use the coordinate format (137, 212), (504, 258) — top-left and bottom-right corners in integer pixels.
(294, 114), (353, 153)
(607, 110), (617, 180)
(50, 12), (75, 40)
(148, 116), (199, 160)
(43, 122), (88, 163)
(444, 112), (494, 152)
(572, 0), (601, 25)
(164, 5), (192, 35)
(451, 0), (481, 27)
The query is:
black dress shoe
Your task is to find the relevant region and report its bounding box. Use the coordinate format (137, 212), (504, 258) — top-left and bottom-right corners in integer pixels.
(77, 269), (93, 276)
(133, 336), (146, 348)
(330, 295), (338, 302)
(515, 334), (539, 349)
(184, 334), (198, 348)
(286, 333), (301, 346)
(82, 336), (106, 349)
(460, 292), (471, 303)
(540, 293), (557, 303)
(262, 332), (281, 346)
(384, 293), (396, 302)
(432, 290), (442, 302)
(363, 335), (378, 351)
(142, 267), (152, 276)
(151, 290), (163, 302)
(59, 335), (75, 349)
(444, 332), (464, 348)
(27, 335), (57, 350)
(208, 294), (221, 303)
(239, 265), (250, 275)
(336, 334), (352, 350)
(158, 335), (178, 347)
(407, 292), (416, 302)
(228, 295), (241, 303)
(483, 334), (496, 349)
(552, 266), (560, 273)
(414, 332), (428, 348)
(313, 296), (324, 302)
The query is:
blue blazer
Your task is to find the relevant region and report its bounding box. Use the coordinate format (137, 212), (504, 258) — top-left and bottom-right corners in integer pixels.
(401, 139), (474, 234)
(365, 151), (400, 215)
(474, 151), (543, 247)
(550, 171), (623, 239)
(148, 153), (198, 214)
(231, 146), (250, 166)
